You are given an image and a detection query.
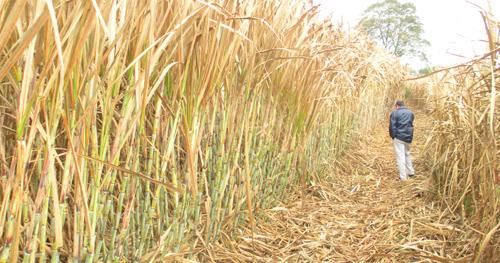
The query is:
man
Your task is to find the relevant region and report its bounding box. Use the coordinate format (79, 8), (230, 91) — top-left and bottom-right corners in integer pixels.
(389, 100), (415, 181)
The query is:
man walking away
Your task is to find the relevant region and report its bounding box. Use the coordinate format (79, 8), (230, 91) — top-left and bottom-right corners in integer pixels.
(389, 100), (415, 181)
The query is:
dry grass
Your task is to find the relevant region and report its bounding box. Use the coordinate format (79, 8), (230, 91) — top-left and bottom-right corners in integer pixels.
(417, 9), (499, 262)
(2, 0), (494, 261)
(202, 111), (476, 262)
(0, 0), (404, 261)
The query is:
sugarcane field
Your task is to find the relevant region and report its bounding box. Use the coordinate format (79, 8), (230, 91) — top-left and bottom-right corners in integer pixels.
(0, 0), (498, 262)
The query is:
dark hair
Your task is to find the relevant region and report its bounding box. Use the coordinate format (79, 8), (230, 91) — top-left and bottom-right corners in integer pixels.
(395, 100), (405, 107)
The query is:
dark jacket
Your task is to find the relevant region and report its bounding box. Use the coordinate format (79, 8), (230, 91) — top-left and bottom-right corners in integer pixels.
(389, 106), (414, 143)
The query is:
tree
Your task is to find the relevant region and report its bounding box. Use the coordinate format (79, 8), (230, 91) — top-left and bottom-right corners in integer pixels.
(418, 66), (434, 75)
(358, 0), (429, 60)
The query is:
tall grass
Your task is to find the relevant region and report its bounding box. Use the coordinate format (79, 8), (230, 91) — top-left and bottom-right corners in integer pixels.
(0, 0), (403, 261)
(424, 11), (499, 261)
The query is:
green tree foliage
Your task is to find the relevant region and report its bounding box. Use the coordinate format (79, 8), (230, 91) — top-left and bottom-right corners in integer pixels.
(358, 0), (429, 60)
(418, 66), (434, 75)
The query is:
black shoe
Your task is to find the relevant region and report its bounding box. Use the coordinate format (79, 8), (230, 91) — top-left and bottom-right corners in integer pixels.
(409, 174), (415, 178)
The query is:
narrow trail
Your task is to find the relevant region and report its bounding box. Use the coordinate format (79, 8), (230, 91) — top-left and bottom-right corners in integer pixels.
(206, 111), (469, 262)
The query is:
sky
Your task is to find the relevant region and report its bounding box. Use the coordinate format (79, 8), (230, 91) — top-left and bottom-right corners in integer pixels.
(313, 0), (500, 69)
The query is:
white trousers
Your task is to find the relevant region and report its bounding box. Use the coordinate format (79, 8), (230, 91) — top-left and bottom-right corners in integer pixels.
(393, 138), (414, 180)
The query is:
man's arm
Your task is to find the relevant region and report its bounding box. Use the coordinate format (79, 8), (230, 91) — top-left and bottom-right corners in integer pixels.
(389, 112), (394, 139)
(389, 111), (397, 139)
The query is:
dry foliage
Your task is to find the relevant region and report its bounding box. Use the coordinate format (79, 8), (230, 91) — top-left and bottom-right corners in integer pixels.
(0, 0), (404, 261)
(423, 11), (499, 262)
(204, 111), (476, 262)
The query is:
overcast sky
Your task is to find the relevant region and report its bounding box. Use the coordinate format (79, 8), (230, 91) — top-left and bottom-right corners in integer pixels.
(313, 0), (500, 69)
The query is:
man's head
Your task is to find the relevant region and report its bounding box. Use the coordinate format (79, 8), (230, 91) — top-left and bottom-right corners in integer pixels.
(394, 99), (405, 108)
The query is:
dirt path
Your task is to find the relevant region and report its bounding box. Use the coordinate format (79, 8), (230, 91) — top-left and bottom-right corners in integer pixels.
(205, 111), (469, 262)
